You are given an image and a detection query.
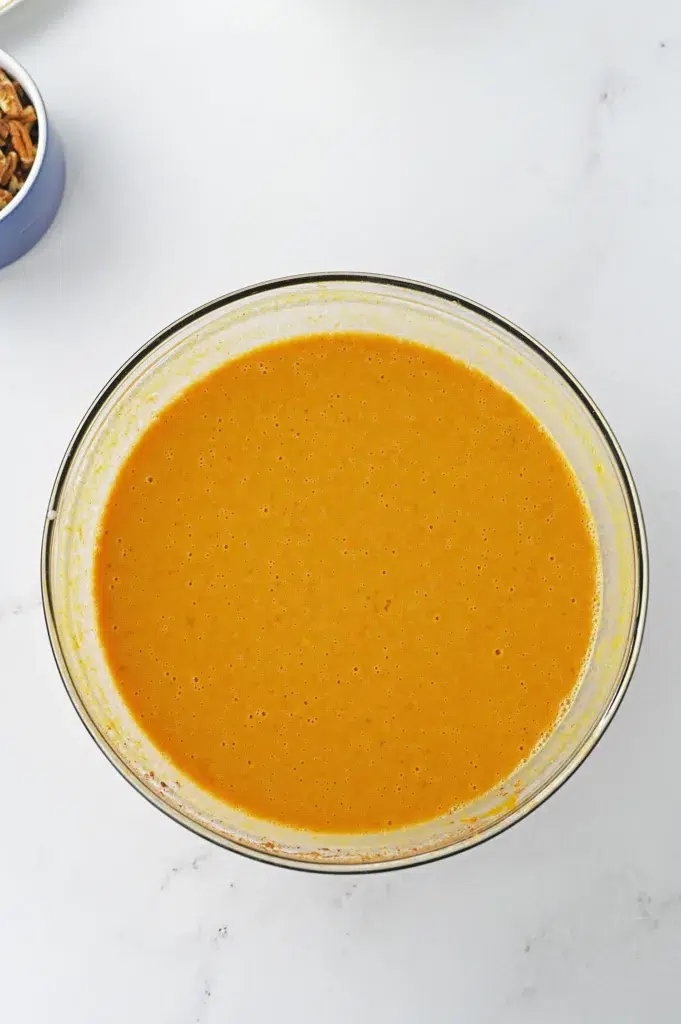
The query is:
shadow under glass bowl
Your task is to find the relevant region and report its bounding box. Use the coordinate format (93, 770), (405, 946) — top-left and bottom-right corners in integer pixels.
(41, 273), (648, 873)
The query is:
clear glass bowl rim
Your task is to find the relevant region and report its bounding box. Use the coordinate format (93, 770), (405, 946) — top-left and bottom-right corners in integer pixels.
(41, 272), (649, 874)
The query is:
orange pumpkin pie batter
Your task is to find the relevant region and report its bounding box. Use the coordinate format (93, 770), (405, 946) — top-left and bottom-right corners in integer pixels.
(95, 334), (598, 833)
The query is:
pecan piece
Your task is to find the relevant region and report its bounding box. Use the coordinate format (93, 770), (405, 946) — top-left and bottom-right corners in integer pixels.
(0, 118), (9, 143)
(8, 119), (36, 168)
(0, 149), (17, 188)
(0, 69), (23, 118)
(20, 104), (37, 128)
(0, 187), (13, 210)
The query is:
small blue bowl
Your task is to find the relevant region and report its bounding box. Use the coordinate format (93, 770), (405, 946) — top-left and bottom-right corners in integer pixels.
(0, 48), (65, 269)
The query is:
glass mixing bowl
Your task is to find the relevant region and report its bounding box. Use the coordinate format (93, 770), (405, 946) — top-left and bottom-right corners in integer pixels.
(42, 274), (648, 872)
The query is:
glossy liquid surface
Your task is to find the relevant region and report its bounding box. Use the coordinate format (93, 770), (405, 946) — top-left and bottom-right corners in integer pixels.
(95, 334), (598, 833)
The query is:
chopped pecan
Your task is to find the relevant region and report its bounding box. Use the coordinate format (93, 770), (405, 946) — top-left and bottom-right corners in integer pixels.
(20, 105), (37, 128)
(8, 119), (35, 169)
(0, 69), (40, 211)
(0, 149), (17, 188)
(0, 69), (23, 118)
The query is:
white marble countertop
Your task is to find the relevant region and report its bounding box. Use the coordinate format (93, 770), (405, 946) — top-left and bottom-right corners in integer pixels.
(0, 0), (679, 1020)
